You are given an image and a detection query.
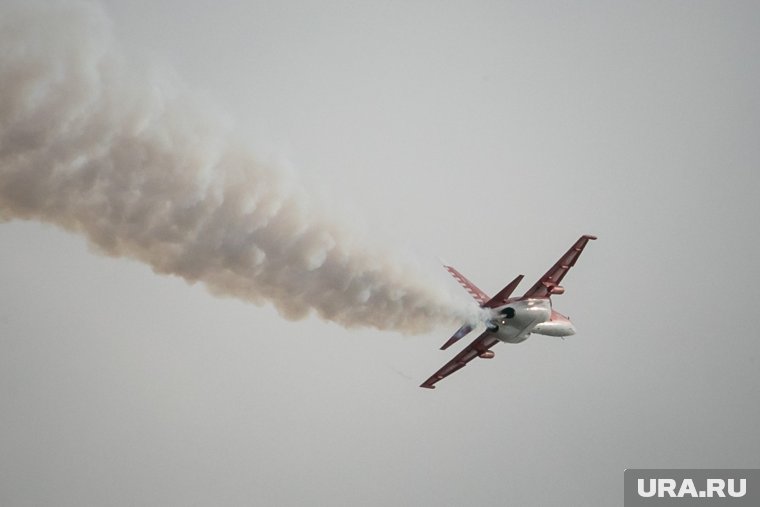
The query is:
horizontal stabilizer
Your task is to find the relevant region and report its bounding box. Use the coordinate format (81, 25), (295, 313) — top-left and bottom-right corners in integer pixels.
(440, 323), (474, 350)
(443, 265), (489, 305)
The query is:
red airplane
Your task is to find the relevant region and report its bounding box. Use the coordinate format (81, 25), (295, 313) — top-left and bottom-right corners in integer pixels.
(420, 235), (596, 389)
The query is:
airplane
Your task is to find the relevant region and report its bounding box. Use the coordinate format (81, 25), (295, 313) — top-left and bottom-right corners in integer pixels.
(420, 234), (596, 389)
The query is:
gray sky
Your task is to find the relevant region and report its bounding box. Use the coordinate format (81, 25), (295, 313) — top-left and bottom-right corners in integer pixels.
(1, 1), (759, 506)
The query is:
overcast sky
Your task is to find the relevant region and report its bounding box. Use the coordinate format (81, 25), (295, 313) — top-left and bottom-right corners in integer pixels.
(1, 1), (759, 506)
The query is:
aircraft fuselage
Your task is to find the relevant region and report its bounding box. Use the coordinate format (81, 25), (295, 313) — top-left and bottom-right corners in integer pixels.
(490, 298), (575, 343)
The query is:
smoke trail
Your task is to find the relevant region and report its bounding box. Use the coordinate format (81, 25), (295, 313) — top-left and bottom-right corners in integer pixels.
(0, 1), (471, 333)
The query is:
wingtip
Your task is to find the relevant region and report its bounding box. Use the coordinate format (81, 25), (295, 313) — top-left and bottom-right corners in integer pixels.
(420, 383), (436, 389)
(584, 234), (598, 240)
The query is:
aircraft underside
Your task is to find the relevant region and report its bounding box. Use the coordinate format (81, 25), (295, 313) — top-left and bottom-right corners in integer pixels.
(490, 299), (552, 344)
(420, 235), (595, 389)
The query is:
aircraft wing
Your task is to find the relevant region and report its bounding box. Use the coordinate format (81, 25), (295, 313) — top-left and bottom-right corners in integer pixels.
(420, 331), (500, 389)
(522, 235), (597, 299)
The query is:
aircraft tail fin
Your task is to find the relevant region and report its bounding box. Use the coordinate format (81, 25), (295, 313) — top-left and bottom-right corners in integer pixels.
(483, 274), (524, 308)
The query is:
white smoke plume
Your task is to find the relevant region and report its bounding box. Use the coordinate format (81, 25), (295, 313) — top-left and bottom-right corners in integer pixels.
(0, 1), (471, 333)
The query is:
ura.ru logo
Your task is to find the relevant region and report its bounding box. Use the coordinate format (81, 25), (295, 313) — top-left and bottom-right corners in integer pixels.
(638, 478), (746, 498)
